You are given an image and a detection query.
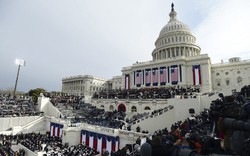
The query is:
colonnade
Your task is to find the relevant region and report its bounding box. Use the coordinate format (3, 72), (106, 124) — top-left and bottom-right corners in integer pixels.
(153, 46), (200, 60)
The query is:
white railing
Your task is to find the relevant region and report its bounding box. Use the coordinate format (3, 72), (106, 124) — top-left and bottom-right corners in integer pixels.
(16, 116), (45, 134)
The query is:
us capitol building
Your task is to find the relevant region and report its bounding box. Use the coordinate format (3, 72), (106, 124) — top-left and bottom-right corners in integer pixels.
(1, 4), (250, 155)
(62, 4), (250, 101)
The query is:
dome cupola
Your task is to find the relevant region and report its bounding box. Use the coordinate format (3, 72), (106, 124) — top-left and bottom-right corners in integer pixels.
(152, 3), (201, 61)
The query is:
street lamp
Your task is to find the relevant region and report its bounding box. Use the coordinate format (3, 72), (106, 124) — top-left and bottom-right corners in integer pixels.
(13, 58), (26, 98)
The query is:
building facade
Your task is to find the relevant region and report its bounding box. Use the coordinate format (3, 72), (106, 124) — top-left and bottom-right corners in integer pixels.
(122, 4), (212, 92)
(211, 57), (250, 93)
(62, 75), (106, 96)
(62, 4), (250, 96)
(62, 75), (122, 97)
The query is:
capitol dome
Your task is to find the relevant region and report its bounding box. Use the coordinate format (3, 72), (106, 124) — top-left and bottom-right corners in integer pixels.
(159, 18), (191, 36)
(152, 3), (201, 61)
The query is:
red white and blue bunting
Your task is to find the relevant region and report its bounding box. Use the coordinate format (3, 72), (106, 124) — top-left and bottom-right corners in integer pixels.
(171, 65), (178, 85)
(145, 69), (151, 86)
(193, 65), (201, 85)
(80, 130), (119, 155)
(50, 122), (64, 137)
(160, 67), (167, 85)
(152, 68), (158, 86)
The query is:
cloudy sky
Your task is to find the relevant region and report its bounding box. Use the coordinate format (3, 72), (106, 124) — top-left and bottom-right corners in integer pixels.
(1, 0), (250, 92)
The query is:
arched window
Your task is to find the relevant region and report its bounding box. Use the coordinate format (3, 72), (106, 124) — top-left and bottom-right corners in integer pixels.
(131, 106), (137, 112)
(109, 105), (114, 111)
(100, 105), (104, 109)
(144, 106), (151, 110)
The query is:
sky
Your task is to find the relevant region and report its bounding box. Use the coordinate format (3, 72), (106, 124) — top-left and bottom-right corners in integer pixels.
(1, 0), (250, 92)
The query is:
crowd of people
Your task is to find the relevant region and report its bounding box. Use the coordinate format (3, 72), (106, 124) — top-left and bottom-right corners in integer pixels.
(126, 112), (150, 125)
(112, 86), (250, 156)
(112, 110), (221, 156)
(1, 84), (249, 156)
(73, 107), (127, 129)
(0, 135), (25, 156)
(93, 86), (200, 100)
(0, 132), (99, 156)
(0, 95), (43, 117)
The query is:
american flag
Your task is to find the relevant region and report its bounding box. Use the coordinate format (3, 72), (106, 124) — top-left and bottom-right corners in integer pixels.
(136, 70), (142, 85)
(193, 65), (201, 85)
(152, 68), (158, 84)
(145, 70), (151, 84)
(160, 68), (166, 83)
(171, 66), (178, 83)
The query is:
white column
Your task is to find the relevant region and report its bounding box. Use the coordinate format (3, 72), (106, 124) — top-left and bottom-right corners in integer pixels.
(182, 65), (186, 84)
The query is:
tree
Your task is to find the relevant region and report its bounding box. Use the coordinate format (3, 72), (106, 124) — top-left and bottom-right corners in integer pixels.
(28, 88), (46, 104)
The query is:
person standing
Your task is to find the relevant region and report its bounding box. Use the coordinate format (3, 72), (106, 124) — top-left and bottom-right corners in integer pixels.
(140, 143), (151, 156)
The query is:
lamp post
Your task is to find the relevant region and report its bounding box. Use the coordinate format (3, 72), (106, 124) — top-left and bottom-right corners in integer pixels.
(13, 58), (26, 98)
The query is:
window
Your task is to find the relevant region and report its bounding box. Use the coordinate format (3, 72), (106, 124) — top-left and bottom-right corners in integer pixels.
(225, 72), (229, 75)
(237, 71), (241, 74)
(226, 80), (230, 86)
(131, 106), (137, 112)
(109, 105), (114, 111)
(145, 106), (151, 110)
(172, 50), (175, 57)
(237, 77), (242, 83)
(216, 73), (220, 76)
(217, 82), (220, 86)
